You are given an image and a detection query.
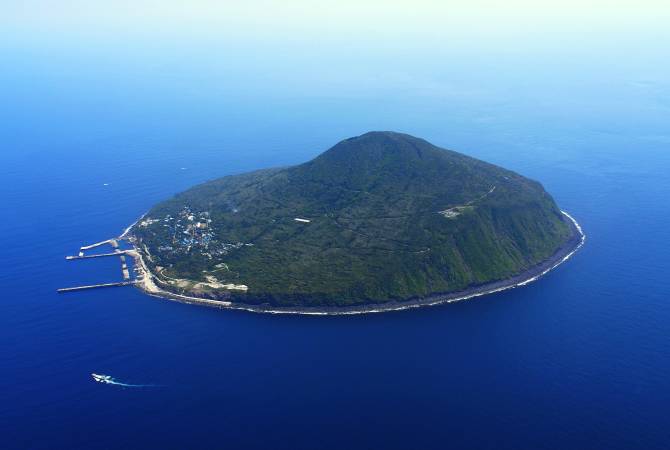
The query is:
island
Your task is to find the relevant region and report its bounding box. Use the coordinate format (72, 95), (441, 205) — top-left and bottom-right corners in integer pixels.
(126, 131), (585, 314)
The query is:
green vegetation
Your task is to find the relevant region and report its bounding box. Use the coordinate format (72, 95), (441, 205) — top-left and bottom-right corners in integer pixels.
(134, 132), (573, 307)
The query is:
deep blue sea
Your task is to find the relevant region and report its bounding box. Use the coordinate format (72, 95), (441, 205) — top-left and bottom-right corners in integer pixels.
(2, 31), (670, 449)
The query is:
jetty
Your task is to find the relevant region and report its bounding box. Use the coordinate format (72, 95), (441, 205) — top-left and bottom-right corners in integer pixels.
(66, 251), (130, 260)
(120, 254), (130, 280)
(57, 281), (136, 293)
(59, 237), (135, 293)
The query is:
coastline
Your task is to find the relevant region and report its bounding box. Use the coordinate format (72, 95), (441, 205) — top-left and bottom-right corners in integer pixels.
(124, 211), (585, 316)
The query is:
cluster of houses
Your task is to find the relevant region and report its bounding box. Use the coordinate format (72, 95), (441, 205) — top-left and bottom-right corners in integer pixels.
(141, 206), (251, 258)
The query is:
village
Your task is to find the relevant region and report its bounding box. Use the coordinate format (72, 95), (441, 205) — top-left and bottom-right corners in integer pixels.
(138, 205), (252, 260)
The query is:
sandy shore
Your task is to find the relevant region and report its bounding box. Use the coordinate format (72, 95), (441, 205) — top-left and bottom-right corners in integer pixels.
(123, 211), (585, 315)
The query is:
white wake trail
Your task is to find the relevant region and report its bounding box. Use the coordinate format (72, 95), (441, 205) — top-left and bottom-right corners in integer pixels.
(92, 373), (163, 388)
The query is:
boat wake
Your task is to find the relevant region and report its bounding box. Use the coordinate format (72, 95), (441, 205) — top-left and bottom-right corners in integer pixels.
(91, 373), (162, 388)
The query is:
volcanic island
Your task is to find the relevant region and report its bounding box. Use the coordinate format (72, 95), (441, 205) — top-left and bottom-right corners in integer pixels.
(125, 132), (584, 314)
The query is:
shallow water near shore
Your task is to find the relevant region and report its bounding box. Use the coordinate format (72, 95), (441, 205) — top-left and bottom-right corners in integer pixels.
(3, 36), (670, 449)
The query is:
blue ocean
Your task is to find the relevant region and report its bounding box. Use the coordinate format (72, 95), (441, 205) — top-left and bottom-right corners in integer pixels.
(2, 10), (670, 448)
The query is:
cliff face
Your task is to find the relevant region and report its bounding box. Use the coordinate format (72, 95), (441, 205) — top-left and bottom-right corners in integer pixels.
(136, 132), (573, 307)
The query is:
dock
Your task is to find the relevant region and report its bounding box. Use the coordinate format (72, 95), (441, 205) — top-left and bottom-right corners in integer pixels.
(120, 254), (130, 280)
(60, 237), (135, 293)
(57, 281), (136, 293)
(79, 239), (116, 251)
(66, 251), (129, 260)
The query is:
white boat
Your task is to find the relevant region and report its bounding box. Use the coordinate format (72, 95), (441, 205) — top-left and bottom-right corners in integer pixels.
(91, 373), (113, 383)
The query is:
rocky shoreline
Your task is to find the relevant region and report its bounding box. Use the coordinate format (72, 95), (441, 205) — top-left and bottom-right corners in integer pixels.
(126, 211), (585, 316)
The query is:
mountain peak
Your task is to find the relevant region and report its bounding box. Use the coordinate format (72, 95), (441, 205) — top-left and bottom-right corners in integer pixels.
(295, 131), (468, 187)
(308, 131), (443, 167)
(341, 130), (430, 149)
(351, 130), (416, 140)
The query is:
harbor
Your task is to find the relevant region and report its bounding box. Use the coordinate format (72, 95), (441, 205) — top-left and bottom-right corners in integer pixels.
(59, 238), (137, 293)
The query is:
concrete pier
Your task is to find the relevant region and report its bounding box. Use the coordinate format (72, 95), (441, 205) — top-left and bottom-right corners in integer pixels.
(79, 240), (114, 251)
(60, 237), (135, 293)
(120, 254), (130, 280)
(66, 251), (129, 260)
(57, 281), (136, 293)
